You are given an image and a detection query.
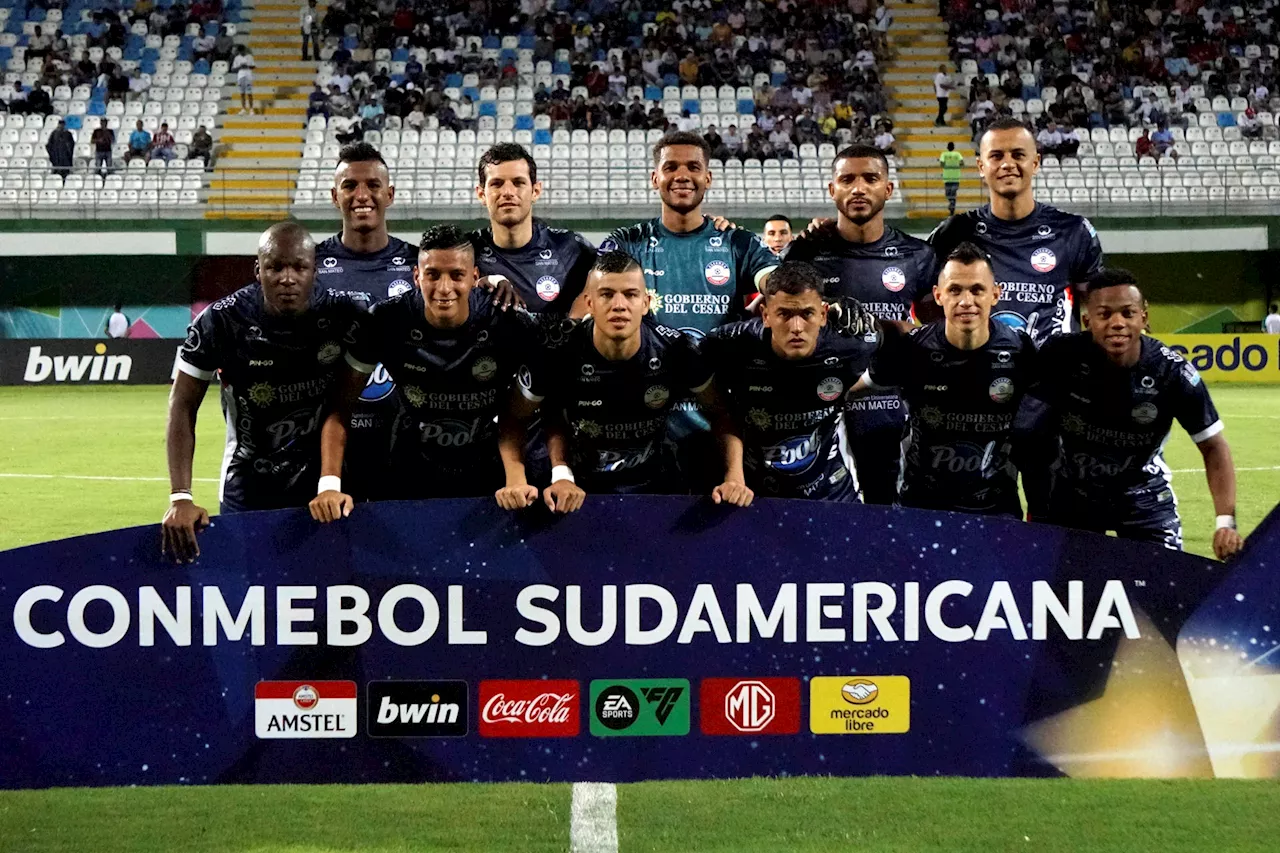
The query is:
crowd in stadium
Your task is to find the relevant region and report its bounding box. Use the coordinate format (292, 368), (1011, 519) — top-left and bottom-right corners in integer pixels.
(307, 0), (895, 160)
(948, 0), (1280, 150)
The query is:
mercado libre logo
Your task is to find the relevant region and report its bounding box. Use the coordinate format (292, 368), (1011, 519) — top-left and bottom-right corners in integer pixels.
(589, 679), (690, 737)
(809, 676), (910, 735)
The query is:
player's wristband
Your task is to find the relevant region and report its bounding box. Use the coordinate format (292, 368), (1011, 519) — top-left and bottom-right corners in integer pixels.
(1216, 514), (1237, 531)
(169, 491), (194, 504)
(317, 475), (342, 495)
(551, 465), (575, 484)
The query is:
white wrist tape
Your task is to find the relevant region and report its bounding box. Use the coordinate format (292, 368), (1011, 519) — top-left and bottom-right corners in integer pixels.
(169, 491), (194, 504)
(1216, 514), (1237, 531)
(317, 475), (342, 494)
(551, 465), (575, 484)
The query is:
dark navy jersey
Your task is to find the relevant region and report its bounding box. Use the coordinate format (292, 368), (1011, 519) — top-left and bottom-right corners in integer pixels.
(867, 321), (1037, 514)
(1020, 333), (1223, 501)
(471, 219), (595, 315)
(703, 319), (877, 501)
(519, 316), (714, 492)
(176, 283), (364, 508)
(315, 233), (419, 492)
(784, 226), (940, 440)
(599, 217), (779, 339)
(344, 287), (544, 475)
(928, 203), (1103, 344)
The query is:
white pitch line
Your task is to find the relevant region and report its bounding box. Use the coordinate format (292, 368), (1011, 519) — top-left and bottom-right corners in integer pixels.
(1169, 466), (1280, 473)
(0, 473), (218, 483)
(570, 782), (618, 853)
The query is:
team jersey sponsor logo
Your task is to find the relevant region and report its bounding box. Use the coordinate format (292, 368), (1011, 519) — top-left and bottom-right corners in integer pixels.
(472, 356), (498, 382)
(881, 266), (906, 292)
(992, 310), (1027, 329)
(989, 377), (1015, 403)
(700, 678), (801, 735)
(809, 676), (910, 734)
(539, 249), (553, 260)
(388, 280), (412, 297)
(367, 680), (468, 737)
(535, 275), (561, 301)
(1131, 402), (1158, 425)
(255, 680), (357, 739)
(360, 364), (396, 402)
(644, 384), (670, 408)
(316, 342), (341, 365)
(478, 679), (580, 737)
(709, 235), (723, 248)
(323, 257), (338, 268)
(1030, 248), (1057, 273)
(1036, 224), (1053, 238)
(705, 260), (732, 286)
(764, 431), (821, 474)
(248, 382), (275, 406)
(816, 377), (843, 402)
(589, 679), (690, 737)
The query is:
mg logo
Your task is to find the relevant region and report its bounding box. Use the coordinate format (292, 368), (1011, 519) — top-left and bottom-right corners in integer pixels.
(725, 680), (776, 732)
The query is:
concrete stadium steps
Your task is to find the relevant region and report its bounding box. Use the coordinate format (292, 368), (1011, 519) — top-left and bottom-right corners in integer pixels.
(207, 0), (322, 217)
(885, 0), (977, 217)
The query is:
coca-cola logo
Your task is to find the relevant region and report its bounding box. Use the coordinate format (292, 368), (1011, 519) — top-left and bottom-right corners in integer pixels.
(478, 679), (580, 738)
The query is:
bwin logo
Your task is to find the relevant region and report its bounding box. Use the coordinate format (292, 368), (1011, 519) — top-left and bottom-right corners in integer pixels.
(24, 345), (132, 383)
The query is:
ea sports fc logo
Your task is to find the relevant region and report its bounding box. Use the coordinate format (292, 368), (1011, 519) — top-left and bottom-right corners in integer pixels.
(704, 260), (731, 286)
(1030, 248), (1057, 273)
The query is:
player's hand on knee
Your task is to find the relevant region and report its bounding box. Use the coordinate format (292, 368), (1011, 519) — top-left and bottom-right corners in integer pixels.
(309, 490), (353, 523)
(495, 483), (539, 510)
(710, 215), (738, 231)
(1213, 527), (1244, 561)
(477, 274), (525, 311)
(712, 480), (754, 507)
(161, 500), (210, 564)
(544, 480), (586, 513)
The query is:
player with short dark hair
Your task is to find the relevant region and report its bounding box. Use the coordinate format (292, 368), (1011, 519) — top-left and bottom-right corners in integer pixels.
(928, 117), (1103, 344)
(784, 143), (939, 505)
(763, 214), (794, 255)
(703, 261), (879, 501)
(851, 241), (1038, 516)
(310, 224), (545, 519)
(506, 250), (751, 509)
(471, 143), (595, 317)
(600, 131), (780, 490)
(163, 222), (365, 560)
(1015, 268), (1244, 559)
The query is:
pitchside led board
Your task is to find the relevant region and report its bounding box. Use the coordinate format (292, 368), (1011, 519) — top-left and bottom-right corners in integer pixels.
(1, 497), (1278, 788)
(1159, 334), (1280, 383)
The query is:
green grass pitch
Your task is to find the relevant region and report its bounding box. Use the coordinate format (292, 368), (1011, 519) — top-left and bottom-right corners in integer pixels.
(0, 384), (1277, 851)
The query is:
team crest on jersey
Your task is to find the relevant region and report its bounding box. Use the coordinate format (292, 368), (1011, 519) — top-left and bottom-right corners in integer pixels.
(388, 280), (412, 297)
(705, 260), (732, 286)
(316, 342), (341, 365)
(535, 275), (561, 301)
(881, 266), (906, 292)
(816, 377), (843, 402)
(989, 377), (1015, 403)
(1030, 248), (1057, 273)
(248, 382), (275, 406)
(746, 408), (772, 430)
(402, 385), (427, 408)
(920, 406), (943, 428)
(472, 356), (498, 382)
(1131, 403), (1158, 425)
(644, 385), (670, 409)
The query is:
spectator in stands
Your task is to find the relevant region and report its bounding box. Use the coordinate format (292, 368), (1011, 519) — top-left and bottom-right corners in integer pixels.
(934, 64), (954, 127)
(762, 214), (793, 255)
(1241, 108), (1263, 139)
(233, 45), (256, 115)
(939, 141), (963, 216)
(1152, 124), (1175, 157)
(106, 304), (129, 339)
(126, 120), (151, 163)
(874, 123), (896, 158)
(873, 1), (893, 53)
(307, 84), (329, 120)
(359, 97), (385, 131)
(193, 30), (216, 65)
(46, 120), (75, 179)
(1135, 128), (1156, 160)
(190, 126), (213, 167)
(969, 91), (995, 140)
(301, 0), (320, 62)
(150, 122), (176, 162)
(213, 27), (236, 63)
(327, 84), (354, 118)
(25, 84), (52, 116)
(27, 26), (51, 61)
(1036, 121), (1066, 159)
(91, 123), (115, 175)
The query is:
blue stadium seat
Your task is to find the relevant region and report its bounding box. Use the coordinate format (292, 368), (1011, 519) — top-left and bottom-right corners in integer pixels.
(534, 129), (552, 145)
(392, 48), (409, 61)
(463, 86), (480, 101)
(445, 73), (463, 88)
(65, 115), (82, 130)
(482, 35), (500, 49)
(87, 100), (105, 115)
(342, 36), (357, 49)
(518, 34), (535, 49)
(770, 72), (785, 85)
(193, 59), (210, 74)
(553, 61), (570, 74)
(683, 99), (700, 114)
(737, 99), (754, 114)
(478, 101), (497, 117)
(203, 21), (218, 36)
(514, 115), (534, 130)
(645, 86), (661, 100)
(1217, 112), (1237, 127)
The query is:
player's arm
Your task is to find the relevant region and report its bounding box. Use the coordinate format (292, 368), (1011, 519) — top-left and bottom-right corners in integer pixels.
(1196, 432), (1243, 560)
(162, 369), (212, 563)
(1068, 218), (1105, 314)
(565, 238), (597, 319)
(542, 408), (586, 513)
(1009, 337), (1056, 521)
(697, 379), (753, 507)
(477, 274), (525, 311)
(310, 358), (368, 523)
(495, 384), (540, 510)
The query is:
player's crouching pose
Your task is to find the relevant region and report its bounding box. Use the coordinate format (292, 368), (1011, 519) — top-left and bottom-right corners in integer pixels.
(162, 222), (365, 561)
(1015, 268), (1245, 560)
(500, 250), (752, 511)
(702, 261), (879, 501)
(310, 224), (548, 521)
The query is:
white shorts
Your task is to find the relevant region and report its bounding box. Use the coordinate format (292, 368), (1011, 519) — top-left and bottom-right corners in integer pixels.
(237, 72), (253, 91)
